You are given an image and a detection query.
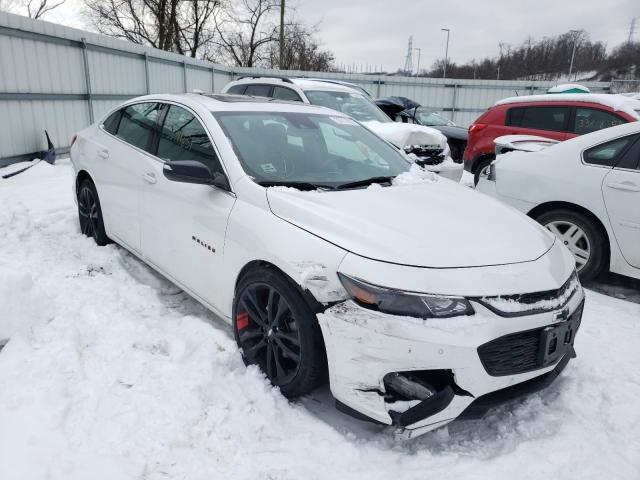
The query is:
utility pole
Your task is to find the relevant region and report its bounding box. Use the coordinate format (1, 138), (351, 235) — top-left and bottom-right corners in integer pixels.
(414, 48), (421, 75)
(441, 28), (450, 79)
(279, 0), (285, 69)
(568, 29), (580, 81)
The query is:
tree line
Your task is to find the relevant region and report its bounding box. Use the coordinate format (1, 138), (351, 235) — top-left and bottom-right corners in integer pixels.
(1, 0), (335, 71)
(425, 30), (640, 81)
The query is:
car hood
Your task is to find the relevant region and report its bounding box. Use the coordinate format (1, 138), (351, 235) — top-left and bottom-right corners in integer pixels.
(266, 180), (555, 268)
(429, 125), (468, 141)
(361, 121), (447, 149)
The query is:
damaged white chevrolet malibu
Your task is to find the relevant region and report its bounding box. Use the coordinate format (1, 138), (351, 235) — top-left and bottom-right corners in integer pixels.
(70, 93), (584, 439)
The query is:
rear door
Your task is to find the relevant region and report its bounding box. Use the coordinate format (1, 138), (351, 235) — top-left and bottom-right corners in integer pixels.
(139, 103), (236, 308)
(568, 106), (628, 139)
(601, 134), (640, 268)
(95, 102), (161, 252)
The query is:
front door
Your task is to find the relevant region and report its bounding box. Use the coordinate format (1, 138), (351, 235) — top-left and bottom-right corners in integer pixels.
(140, 104), (236, 308)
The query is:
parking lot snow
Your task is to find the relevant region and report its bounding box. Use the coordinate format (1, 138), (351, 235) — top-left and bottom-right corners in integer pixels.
(1, 160), (639, 480)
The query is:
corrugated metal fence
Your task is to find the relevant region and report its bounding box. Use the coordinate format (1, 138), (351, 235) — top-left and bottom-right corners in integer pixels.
(0, 11), (613, 166)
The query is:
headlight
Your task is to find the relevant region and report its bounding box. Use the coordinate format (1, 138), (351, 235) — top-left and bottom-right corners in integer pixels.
(338, 273), (474, 319)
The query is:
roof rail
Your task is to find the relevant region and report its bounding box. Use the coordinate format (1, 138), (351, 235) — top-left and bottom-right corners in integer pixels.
(237, 75), (294, 84)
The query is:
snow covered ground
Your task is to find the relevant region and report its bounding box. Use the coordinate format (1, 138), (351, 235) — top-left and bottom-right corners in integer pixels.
(1, 160), (639, 480)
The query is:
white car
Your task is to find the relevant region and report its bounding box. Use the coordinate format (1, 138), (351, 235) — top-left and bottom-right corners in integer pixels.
(70, 93), (583, 439)
(478, 122), (640, 282)
(221, 76), (463, 182)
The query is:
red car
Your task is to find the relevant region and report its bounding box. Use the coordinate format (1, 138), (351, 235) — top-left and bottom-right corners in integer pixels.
(464, 94), (640, 184)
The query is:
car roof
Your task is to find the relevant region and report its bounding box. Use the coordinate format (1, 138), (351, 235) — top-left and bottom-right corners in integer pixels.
(122, 93), (343, 115)
(495, 93), (640, 119)
(225, 76), (363, 94)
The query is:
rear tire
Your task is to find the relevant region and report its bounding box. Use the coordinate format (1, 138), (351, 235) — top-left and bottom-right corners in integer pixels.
(233, 268), (327, 398)
(536, 209), (606, 282)
(77, 179), (110, 246)
(473, 157), (494, 186)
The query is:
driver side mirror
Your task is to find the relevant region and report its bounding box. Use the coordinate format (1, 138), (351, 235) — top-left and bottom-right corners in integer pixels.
(163, 160), (230, 191)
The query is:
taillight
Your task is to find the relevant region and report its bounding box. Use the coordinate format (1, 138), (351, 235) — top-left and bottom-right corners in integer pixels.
(71, 134), (77, 146)
(469, 123), (487, 134)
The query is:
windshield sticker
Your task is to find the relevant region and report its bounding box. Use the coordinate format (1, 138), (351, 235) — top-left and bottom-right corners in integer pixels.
(330, 117), (358, 126)
(261, 163), (277, 174)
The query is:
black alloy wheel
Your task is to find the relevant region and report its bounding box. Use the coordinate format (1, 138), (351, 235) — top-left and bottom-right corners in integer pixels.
(233, 269), (327, 397)
(236, 283), (302, 386)
(77, 179), (109, 246)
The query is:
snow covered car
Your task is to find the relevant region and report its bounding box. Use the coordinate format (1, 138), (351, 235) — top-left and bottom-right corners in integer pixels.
(375, 96), (469, 162)
(221, 77), (463, 182)
(70, 93), (583, 439)
(477, 121), (640, 282)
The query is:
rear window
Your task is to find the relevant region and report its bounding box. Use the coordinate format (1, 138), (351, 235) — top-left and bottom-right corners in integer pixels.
(103, 110), (121, 135)
(573, 108), (626, 134)
(506, 106), (569, 132)
(583, 135), (636, 167)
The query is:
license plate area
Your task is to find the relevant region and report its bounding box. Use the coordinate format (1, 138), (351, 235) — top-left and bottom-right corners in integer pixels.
(539, 319), (576, 367)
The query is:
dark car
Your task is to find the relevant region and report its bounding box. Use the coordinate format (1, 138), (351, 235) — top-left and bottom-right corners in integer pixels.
(375, 97), (468, 161)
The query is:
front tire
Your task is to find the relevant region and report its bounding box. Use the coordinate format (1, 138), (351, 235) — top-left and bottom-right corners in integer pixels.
(536, 209), (606, 281)
(77, 179), (109, 246)
(233, 268), (327, 398)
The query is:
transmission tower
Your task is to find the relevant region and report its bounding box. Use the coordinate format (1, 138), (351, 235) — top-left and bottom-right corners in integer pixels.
(403, 36), (414, 73)
(629, 17), (637, 43)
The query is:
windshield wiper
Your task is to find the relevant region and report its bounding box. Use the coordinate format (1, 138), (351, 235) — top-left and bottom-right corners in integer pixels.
(335, 176), (394, 190)
(256, 180), (335, 191)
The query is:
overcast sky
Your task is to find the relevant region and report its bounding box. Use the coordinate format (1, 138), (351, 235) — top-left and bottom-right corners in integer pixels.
(37, 0), (640, 72)
(294, 0), (639, 72)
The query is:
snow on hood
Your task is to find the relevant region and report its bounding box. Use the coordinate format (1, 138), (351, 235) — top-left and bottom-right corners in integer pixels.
(495, 93), (640, 120)
(361, 121), (447, 149)
(266, 179), (554, 268)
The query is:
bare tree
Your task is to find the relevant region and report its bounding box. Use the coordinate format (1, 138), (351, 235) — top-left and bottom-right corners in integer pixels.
(268, 21), (333, 71)
(212, 0), (279, 67)
(0, 0), (66, 18)
(175, 0), (220, 58)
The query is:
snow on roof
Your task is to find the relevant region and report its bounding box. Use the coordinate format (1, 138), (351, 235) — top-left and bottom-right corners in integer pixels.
(495, 93), (640, 120)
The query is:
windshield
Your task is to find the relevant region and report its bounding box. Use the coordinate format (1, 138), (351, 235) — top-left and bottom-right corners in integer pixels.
(305, 90), (391, 123)
(416, 108), (455, 126)
(214, 111), (411, 187)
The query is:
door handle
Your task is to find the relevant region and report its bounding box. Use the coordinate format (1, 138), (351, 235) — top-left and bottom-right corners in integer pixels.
(98, 149), (109, 159)
(607, 181), (640, 192)
(142, 172), (157, 184)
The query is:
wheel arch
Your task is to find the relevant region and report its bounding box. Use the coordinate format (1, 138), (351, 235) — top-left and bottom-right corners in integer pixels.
(471, 153), (496, 173)
(527, 201), (611, 267)
(234, 260), (327, 313)
(75, 169), (94, 194)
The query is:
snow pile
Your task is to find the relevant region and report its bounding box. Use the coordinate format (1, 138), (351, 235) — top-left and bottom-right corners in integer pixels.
(392, 163), (438, 186)
(0, 160), (639, 479)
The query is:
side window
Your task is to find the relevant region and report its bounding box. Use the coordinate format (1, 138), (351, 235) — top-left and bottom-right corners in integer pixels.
(157, 105), (223, 174)
(583, 136), (637, 167)
(226, 84), (246, 95)
(506, 107), (525, 127)
(615, 135), (640, 170)
(517, 107), (569, 132)
(244, 84), (272, 97)
(573, 108), (626, 135)
(115, 103), (161, 152)
(103, 110), (122, 134)
(272, 86), (302, 102)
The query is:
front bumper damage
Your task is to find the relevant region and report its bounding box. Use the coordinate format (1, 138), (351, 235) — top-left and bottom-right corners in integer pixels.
(317, 288), (584, 439)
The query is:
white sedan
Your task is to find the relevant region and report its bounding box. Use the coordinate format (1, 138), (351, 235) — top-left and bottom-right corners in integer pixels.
(477, 122), (640, 282)
(70, 93), (582, 439)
